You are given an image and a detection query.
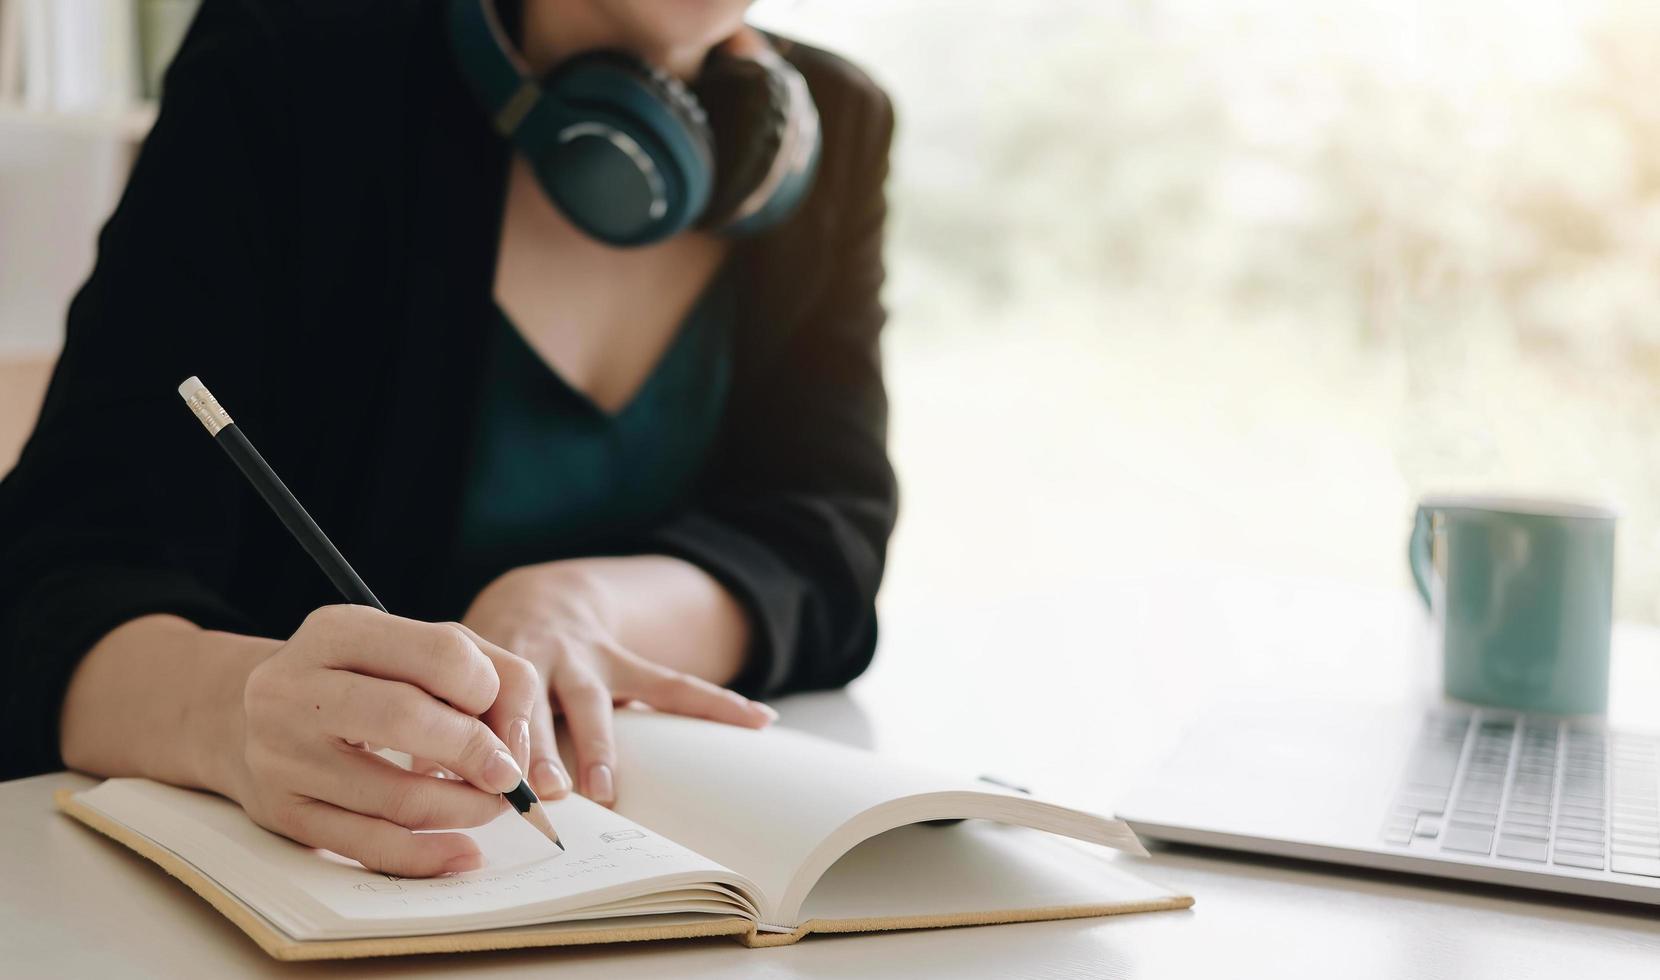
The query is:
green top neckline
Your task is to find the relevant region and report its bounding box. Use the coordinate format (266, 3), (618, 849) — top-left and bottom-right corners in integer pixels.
(488, 261), (735, 424)
(452, 264), (737, 600)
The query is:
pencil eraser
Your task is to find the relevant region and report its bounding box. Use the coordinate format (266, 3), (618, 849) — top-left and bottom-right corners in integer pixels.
(178, 376), (232, 434)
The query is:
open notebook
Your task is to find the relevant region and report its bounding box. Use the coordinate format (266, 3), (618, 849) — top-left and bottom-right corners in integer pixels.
(58, 711), (1192, 960)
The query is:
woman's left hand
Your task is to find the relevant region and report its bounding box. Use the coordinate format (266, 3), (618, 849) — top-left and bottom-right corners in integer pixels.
(417, 560), (776, 806)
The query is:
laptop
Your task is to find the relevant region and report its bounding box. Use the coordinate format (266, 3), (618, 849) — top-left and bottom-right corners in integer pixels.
(1115, 700), (1660, 904)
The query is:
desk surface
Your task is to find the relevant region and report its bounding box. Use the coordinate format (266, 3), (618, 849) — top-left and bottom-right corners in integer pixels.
(5, 565), (1660, 979)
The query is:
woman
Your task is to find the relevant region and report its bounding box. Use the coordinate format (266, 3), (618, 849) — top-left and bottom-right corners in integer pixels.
(0, 0), (895, 878)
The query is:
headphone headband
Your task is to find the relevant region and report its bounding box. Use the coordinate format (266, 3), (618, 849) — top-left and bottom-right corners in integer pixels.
(449, 0), (538, 137)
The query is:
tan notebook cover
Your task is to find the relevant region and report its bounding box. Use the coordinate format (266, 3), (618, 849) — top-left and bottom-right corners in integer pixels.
(56, 713), (1193, 961)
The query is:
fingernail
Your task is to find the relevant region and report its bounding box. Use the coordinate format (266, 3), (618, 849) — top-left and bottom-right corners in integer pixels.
(754, 702), (779, 723)
(484, 749), (524, 793)
(509, 718), (531, 771)
(423, 767), (447, 779)
(443, 853), (483, 875)
(587, 763), (614, 805)
(533, 759), (570, 798)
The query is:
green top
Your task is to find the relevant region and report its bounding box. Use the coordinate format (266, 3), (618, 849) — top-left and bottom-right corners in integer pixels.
(454, 268), (734, 589)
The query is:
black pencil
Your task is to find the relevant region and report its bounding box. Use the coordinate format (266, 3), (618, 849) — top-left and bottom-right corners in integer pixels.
(177, 376), (562, 853)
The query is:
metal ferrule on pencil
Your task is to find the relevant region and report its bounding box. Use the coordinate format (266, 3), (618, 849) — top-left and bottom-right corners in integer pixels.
(178, 377), (233, 435)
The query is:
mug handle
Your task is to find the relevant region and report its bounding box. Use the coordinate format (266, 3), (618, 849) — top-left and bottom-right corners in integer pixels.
(1409, 505), (1437, 608)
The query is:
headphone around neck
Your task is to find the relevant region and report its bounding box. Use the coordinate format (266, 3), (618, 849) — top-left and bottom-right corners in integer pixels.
(448, 0), (821, 248)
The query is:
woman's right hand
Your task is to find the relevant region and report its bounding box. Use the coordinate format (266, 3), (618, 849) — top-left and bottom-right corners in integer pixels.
(226, 604), (547, 877)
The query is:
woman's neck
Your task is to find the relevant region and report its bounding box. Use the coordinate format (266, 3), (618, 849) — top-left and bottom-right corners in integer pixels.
(520, 1), (714, 81)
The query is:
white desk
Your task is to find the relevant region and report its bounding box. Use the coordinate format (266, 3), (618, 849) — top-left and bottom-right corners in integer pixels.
(5, 565), (1660, 978)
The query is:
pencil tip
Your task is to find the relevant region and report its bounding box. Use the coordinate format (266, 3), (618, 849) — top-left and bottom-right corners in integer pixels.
(522, 801), (564, 853)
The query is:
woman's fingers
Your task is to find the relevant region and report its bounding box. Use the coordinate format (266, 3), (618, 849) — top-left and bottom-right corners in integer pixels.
(526, 682), (570, 799)
(541, 640), (779, 806)
(295, 744), (504, 830)
(315, 672), (524, 797)
(444, 623), (568, 801)
(621, 657), (776, 729)
(274, 797), (483, 878)
(455, 624), (539, 775)
(551, 663), (617, 806)
(301, 606), (500, 717)
(408, 757), (457, 779)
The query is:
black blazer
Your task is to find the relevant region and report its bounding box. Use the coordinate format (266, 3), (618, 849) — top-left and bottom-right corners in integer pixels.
(0, 0), (897, 780)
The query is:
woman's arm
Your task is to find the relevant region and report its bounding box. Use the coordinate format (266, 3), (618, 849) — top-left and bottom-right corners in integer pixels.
(600, 555), (752, 683)
(59, 615), (272, 798)
(0, 0), (293, 780)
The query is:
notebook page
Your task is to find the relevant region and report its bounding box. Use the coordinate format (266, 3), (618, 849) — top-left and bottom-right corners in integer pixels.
(799, 821), (1181, 922)
(601, 711), (1033, 922)
(603, 712), (1145, 924)
(75, 779), (758, 940)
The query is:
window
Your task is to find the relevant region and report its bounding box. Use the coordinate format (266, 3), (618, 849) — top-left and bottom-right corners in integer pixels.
(755, 0), (1660, 622)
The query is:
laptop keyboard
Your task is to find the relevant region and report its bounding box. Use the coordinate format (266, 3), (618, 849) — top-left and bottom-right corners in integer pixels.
(1383, 710), (1660, 877)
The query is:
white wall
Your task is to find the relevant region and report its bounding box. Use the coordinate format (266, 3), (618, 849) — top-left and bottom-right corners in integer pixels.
(0, 123), (128, 356)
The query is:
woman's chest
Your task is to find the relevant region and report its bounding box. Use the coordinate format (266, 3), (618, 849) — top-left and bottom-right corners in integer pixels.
(491, 158), (729, 415)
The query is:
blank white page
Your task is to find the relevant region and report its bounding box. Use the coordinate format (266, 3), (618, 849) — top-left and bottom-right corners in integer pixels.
(603, 712), (1142, 924)
(799, 821), (1181, 922)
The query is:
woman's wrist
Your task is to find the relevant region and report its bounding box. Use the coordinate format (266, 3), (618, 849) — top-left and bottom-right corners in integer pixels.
(59, 615), (278, 802)
(189, 629), (278, 803)
(500, 556), (751, 685)
(467, 560), (619, 663)
(608, 557), (751, 685)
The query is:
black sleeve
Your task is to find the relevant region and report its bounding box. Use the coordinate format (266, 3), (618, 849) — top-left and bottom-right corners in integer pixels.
(0, 0), (291, 780)
(636, 83), (899, 698)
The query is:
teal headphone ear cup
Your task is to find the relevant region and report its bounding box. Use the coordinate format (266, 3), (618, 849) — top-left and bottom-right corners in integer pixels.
(524, 51), (714, 246)
(448, 0), (818, 246)
(693, 44), (820, 237)
(695, 54), (778, 229)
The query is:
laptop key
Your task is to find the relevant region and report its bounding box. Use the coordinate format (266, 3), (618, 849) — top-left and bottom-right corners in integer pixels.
(1611, 855), (1660, 878)
(1557, 816), (1606, 832)
(1552, 837), (1606, 855)
(1612, 842), (1660, 858)
(1441, 826), (1494, 855)
(1552, 850), (1606, 871)
(1496, 838), (1548, 862)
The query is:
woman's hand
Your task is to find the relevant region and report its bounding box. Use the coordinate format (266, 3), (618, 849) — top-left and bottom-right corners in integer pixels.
(228, 605), (547, 877)
(460, 559), (775, 807)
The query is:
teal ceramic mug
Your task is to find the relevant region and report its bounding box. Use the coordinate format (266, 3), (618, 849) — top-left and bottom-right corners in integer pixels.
(1409, 496), (1616, 715)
